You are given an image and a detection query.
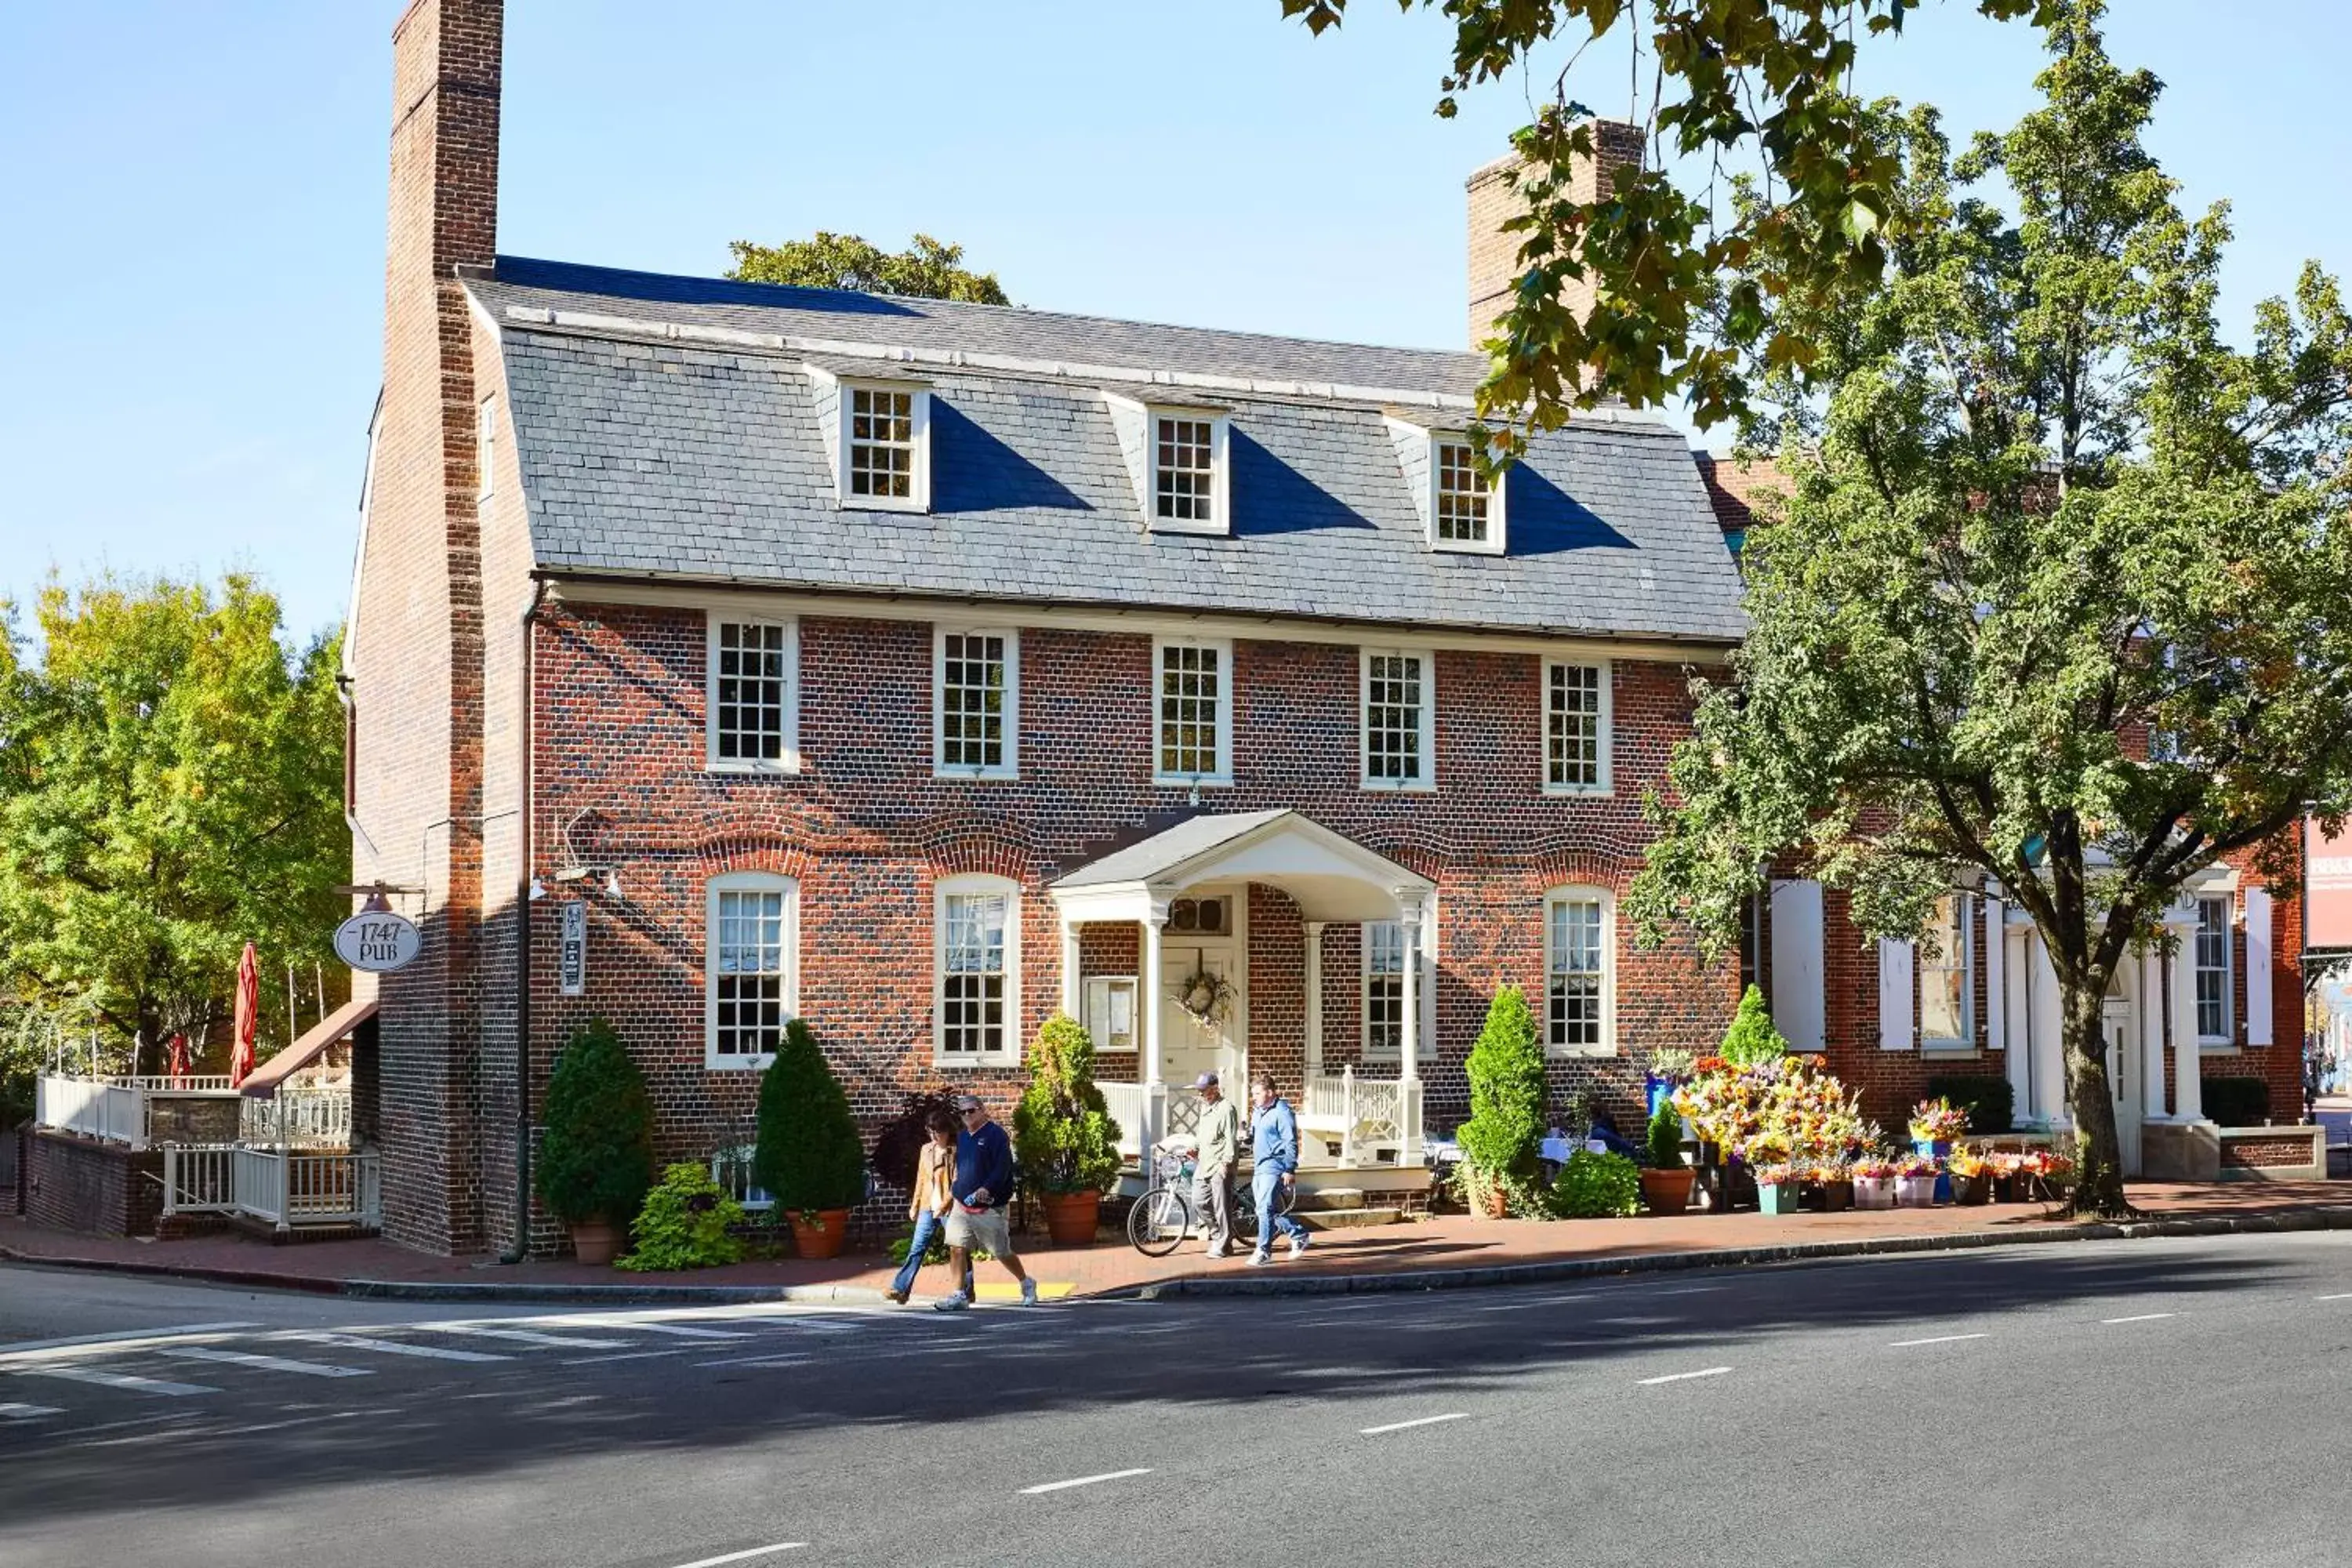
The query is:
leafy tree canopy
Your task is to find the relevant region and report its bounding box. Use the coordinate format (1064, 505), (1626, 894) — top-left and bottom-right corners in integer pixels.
(1624, 2), (2352, 1217)
(725, 231), (1010, 304)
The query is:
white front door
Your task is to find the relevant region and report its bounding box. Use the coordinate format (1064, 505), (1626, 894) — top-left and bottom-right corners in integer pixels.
(1157, 891), (1246, 1098)
(2104, 997), (2143, 1177)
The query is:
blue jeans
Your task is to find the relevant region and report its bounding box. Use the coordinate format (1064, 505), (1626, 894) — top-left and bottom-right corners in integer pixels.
(891, 1210), (971, 1298)
(1252, 1165), (1307, 1252)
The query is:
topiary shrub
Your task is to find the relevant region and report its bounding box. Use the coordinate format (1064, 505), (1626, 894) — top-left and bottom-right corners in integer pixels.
(617, 1160), (746, 1272)
(1719, 984), (1790, 1066)
(534, 1016), (655, 1227)
(869, 1088), (963, 1193)
(1012, 1012), (1123, 1195)
(1924, 1073), (2014, 1135)
(1459, 985), (1547, 1184)
(1646, 1096), (1685, 1169)
(1552, 1148), (1641, 1218)
(753, 1018), (868, 1218)
(2202, 1076), (2271, 1127)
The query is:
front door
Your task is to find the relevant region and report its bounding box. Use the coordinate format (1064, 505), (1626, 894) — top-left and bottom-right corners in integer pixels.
(2104, 997), (2143, 1177)
(1159, 891), (1244, 1102)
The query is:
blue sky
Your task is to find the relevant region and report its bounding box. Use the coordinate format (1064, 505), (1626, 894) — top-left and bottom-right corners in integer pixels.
(1, 1), (2343, 646)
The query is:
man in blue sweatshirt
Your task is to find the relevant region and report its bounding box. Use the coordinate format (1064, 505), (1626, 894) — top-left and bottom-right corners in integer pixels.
(1248, 1073), (1312, 1265)
(935, 1094), (1038, 1310)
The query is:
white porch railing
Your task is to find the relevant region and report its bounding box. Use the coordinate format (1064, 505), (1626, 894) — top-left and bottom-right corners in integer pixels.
(1299, 1066), (1424, 1168)
(162, 1145), (380, 1231)
(36, 1073), (249, 1150)
(239, 1091), (354, 1147)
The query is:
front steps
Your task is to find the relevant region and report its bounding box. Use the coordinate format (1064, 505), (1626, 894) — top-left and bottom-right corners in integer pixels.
(1291, 1185), (1405, 1231)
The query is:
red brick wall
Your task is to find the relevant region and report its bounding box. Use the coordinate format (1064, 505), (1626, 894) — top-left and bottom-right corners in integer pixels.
(25, 1134), (163, 1240)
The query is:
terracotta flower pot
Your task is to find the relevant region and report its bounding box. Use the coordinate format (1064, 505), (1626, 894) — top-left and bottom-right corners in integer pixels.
(1483, 1179), (1509, 1218)
(1639, 1166), (1695, 1216)
(569, 1217), (620, 1267)
(1040, 1189), (1102, 1246)
(788, 1208), (851, 1260)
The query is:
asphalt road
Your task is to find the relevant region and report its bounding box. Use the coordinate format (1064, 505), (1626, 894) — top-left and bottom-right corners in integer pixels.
(4, 1232), (2350, 1568)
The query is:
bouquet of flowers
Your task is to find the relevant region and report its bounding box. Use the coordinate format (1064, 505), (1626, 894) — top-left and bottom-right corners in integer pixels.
(2024, 1149), (2076, 1180)
(1751, 1161), (1798, 1188)
(1850, 1156), (1900, 1181)
(1896, 1153), (1941, 1179)
(1646, 1047), (1697, 1084)
(1947, 1148), (1991, 1179)
(1908, 1098), (1969, 1143)
(1807, 1160), (1849, 1184)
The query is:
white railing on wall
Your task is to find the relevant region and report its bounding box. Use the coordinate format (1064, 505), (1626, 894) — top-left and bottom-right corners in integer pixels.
(1298, 1067), (1424, 1168)
(239, 1091), (353, 1147)
(162, 1145), (380, 1231)
(36, 1073), (254, 1150)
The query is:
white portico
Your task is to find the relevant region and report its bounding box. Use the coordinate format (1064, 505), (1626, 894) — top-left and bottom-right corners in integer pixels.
(1050, 810), (1437, 1175)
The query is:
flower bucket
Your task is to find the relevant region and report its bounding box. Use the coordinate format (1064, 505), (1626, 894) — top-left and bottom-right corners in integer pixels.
(1818, 1178), (1854, 1213)
(1953, 1173), (1991, 1207)
(1915, 1139), (1954, 1203)
(1756, 1181), (1802, 1217)
(1895, 1174), (1939, 1209)
(1645, 1076), (1671, 1118)
(1853, 1175), (1894, 1210)
(1993, 1174), (2027, 1203)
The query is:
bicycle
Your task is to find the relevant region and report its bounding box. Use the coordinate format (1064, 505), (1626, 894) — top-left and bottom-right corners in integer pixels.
(1126, 1140), (1297, 1258)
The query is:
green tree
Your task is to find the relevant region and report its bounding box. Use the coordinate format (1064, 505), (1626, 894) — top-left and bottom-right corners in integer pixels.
(0, 575), (345, 1074)
(1012, 1012), (1123, 1195)
(534, 1017), (657, 1226)
(725, 231), (1009, 304)
(753, 1018), (868, 1216)
(1625, 4), (2352, 1218)
(1458, 985), (1548, 1181)
(1719, 985), (1790, 1067)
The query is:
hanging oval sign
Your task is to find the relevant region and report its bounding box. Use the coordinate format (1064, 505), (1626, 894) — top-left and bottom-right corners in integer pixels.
(334, 909), (423, 973)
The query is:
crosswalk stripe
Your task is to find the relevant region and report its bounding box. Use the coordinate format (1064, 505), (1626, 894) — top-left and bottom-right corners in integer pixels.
(168, 1348), (372, 1378)
(568, 1321), (749, 1341)
(427, 1328), (633, 1349)
(0, 1403), (64, 1419)
(288, 1334), (511, 1363)
(16, 1367), (218, 1397)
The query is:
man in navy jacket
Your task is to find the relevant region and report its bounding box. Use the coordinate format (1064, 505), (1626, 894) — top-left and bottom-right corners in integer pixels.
(936, 1094), (1038, 1311)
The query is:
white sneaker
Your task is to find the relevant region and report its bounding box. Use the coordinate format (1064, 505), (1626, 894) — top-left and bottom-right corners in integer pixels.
(1247, 1251), (1272, 1267)
(1020, 1278), (1040, 1305)
(1288, 1233), (1310, 1260)
(933, 1291), (972, 1312)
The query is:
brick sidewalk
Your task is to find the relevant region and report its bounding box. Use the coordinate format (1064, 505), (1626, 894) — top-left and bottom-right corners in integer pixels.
(8, 1180), (2350, 1303)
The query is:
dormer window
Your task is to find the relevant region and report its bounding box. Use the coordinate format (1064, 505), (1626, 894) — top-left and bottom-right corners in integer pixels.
(805, 363), (931, 512)
(1434, 439), (1496, 548)
(1104, 393), (1231, 535)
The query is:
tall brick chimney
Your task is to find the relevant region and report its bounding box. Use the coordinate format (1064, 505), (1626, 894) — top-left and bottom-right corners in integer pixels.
(1465, 118), (1643, 350)
(352, 0), (503, 1254)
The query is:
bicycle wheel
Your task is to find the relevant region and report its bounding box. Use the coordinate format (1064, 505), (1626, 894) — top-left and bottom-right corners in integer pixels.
(1126, 1185), (1192, 1257)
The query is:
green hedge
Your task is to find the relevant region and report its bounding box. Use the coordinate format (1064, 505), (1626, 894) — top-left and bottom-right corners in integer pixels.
(1923, 1074), (2013, 1136)
(1551, 1149), (1641, 1218)
(2202, 1076), (2270, 1127)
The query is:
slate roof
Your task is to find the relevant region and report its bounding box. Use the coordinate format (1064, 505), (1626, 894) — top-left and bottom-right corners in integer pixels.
(470, 256), (1748, 645)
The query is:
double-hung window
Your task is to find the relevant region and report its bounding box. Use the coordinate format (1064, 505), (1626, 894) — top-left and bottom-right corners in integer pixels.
(2194, 895), (2233, 1044)
(935, 627), (1018, 779)
(1544, 887), (1613, 1055)
(1155, 415), (1217, 527)
(1919, 894), (1973, 1048)
(1363, 920), (1405, 1061)
(1432, 438), (1503, 552)
(1543, 659), (1610, 793)
(1360, 648), (1434, 789)
(820, 372), (931, 512)
(937, 874), (1019, 1062)
(1154, 637), (1232, 786)
(706, 616), (798, 772)
(706, 872), (797, 1068)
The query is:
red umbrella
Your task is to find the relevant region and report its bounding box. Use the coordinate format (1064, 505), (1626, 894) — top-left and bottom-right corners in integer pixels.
(230, 942), (260, 1089)
(167, 1033), (191, 1087)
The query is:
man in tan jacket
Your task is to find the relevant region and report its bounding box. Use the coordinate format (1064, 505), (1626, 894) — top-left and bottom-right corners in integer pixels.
(1192, 1071), (1244, 1258)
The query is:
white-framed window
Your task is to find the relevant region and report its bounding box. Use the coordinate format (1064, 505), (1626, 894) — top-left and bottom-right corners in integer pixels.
(1919, 893), (1973, 1049)
(711, 1145), (773, 1212)
(706, 615), (799, 773)
(1167, 895), (1231, 935)
(1153, 636), (1232, 786)
(1431, 437), (1504, 553)
(1083, 975), (1138, 1054)
(1543, 659), (1610, 793)
(477, 392), (499, 501)
(1363, 920), (1406, 1061)
(934, 627), (1018, 779)
(1360, 648), (1435, 789)
(1544, 886), (1615, 1056)
(706, 872), (797, 1069)
(840, 381), (930, 512)
(2195, 895), (2233, 1044)
(1149, 412), (1230, 534)
(936, 873), (1021, 1063)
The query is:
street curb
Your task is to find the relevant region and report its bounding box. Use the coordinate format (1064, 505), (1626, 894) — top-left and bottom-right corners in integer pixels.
(1116, 1206), (2352, 1300)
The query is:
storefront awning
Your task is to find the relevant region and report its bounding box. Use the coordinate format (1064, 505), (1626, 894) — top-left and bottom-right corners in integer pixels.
(1051, 809), (1433, 924)
(240, 997), (377, 1099)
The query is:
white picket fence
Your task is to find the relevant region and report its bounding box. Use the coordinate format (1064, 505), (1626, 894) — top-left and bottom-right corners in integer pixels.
(1300, 1067), (1421, 1167)
(162, 1145), (380, 1231)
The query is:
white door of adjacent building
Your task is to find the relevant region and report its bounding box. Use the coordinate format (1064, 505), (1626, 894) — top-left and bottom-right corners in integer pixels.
(1158, 891), (1246, 1115)
(2104, 996), (2143, 1177)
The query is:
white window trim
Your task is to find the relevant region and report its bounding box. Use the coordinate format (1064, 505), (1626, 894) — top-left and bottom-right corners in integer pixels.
(2194, 894), (2235, 1048)
(932, 626), (1020, 781)
(710, 1145), (773, 1212)
(934, 872), (1022, 1066)
(704, 871), (799, 1070)
(1361, 920), (1405, 1062)
(1151, 633), (1235, 788)
(1146, 409), (1231, 537)
(1428, 434), (1507, 556)
(703, 613), (801, 775)
(1359, 647), (1436, 792)
(477, 392), (499, 502)
(835, 379), (931, 514)
(1918, 893), (1975, 1054)
(1543, 884), (1617, 1058)
(1540, 656), (1613, 797)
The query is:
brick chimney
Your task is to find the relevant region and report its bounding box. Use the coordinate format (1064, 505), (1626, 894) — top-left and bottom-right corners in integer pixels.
(1465, 118), (1643, 350)
(353, 0), (503, 1254)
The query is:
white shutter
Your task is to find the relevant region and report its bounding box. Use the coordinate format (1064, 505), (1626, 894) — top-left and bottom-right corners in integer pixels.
(1768, 879), (1826, 1051)
(1983, 898), (2006, 1051)
(1878, 938), (1915, 1051)
(2245, 887), (2274, 1046)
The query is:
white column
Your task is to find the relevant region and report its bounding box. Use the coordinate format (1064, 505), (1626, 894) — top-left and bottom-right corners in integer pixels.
(2245, 887), (2274, 1046)
(1398, 898), (1422, 1085)
(2140, 946), (2169, 1121)
(2004, 916), (2031, 1124)
(2030, 933), (2066, 1127)
(1142, 906), (1168, 1156)
(1059, 919), (1082, 1019)
(1303, 921), (1326, 1081)
(1983, 898), (2006, 1053)
(2166, 909), (2205, 1123)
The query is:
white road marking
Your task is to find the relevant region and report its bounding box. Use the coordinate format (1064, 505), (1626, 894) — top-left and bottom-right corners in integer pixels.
(169, 1348), (372, 1378)
(662, 1542), (807, 1568)
(286, 1334), (510, 1363)
(2100, 1312), (2179, 1324)
(426, 1328), (633, 1349)
(1639, 1367), (1731, 1385)
(2318, 1293), (2352, 1301)
(0, 1322), (260, 1359)
(561, 1348), (693, 1367)
(1021, 1467), (1152, 1495)
(16, 1367), (218, 1397)
(0, 1402), (64, 1419)
(694, 1353), (813, 1370)
(1889, 1334), (1989, 1348)
(1359, 1412), (1468, 1435)
(588, 1322), (749, 1340)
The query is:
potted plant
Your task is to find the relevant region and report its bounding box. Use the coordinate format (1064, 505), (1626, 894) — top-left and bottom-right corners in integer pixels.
(1989, 1151), (2028, 1203)
(1894, 1154), (1941, 1209)
(1458, 985), (1548, 1218)
(1813, 1160), (1854, 1213)
(1644, 1048), (1697, 1117)
(1947, 1148), (1993, 1206)
(753, 1018), (868, 1260)
(1851, 1156), (1898, 1210)
(1639, 1097), (1696, 1215)
(1908, 1097), (1969, 1203)
(533, 1017), (655, 1266)
(2024, 1149), (2077, 1203)
(1012, 1012), (1123, 1246)
(616, 1160), (747, 1272)
(1753, 1160), (1802, 1216)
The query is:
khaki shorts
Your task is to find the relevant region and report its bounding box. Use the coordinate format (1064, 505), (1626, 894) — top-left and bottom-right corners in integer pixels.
(945, 1203), (1012, 1254)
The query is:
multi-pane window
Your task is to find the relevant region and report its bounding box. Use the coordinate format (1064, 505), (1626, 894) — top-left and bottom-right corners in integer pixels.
(1434, 440), (1492, 546)
(2195, 895), (2233, 1041)
(1362, 650), (1432, 787)
(709, 877), (793, 1066)
(1363, 920), (1405, 1059)
(848, 385), (916, 501)
(1547, 891), (1608, 1053)
(711, 1146), (773, 1211)
(1919, 895), (1971, 1044)
(1155, 416), (1216, 526)
(939, 884), (1013, 1059)
(937, 630), (1014, 776)
(1545, 662), (1606, 791)
(710, 619), (792, 768)
(1156, 640), (1229, 782)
